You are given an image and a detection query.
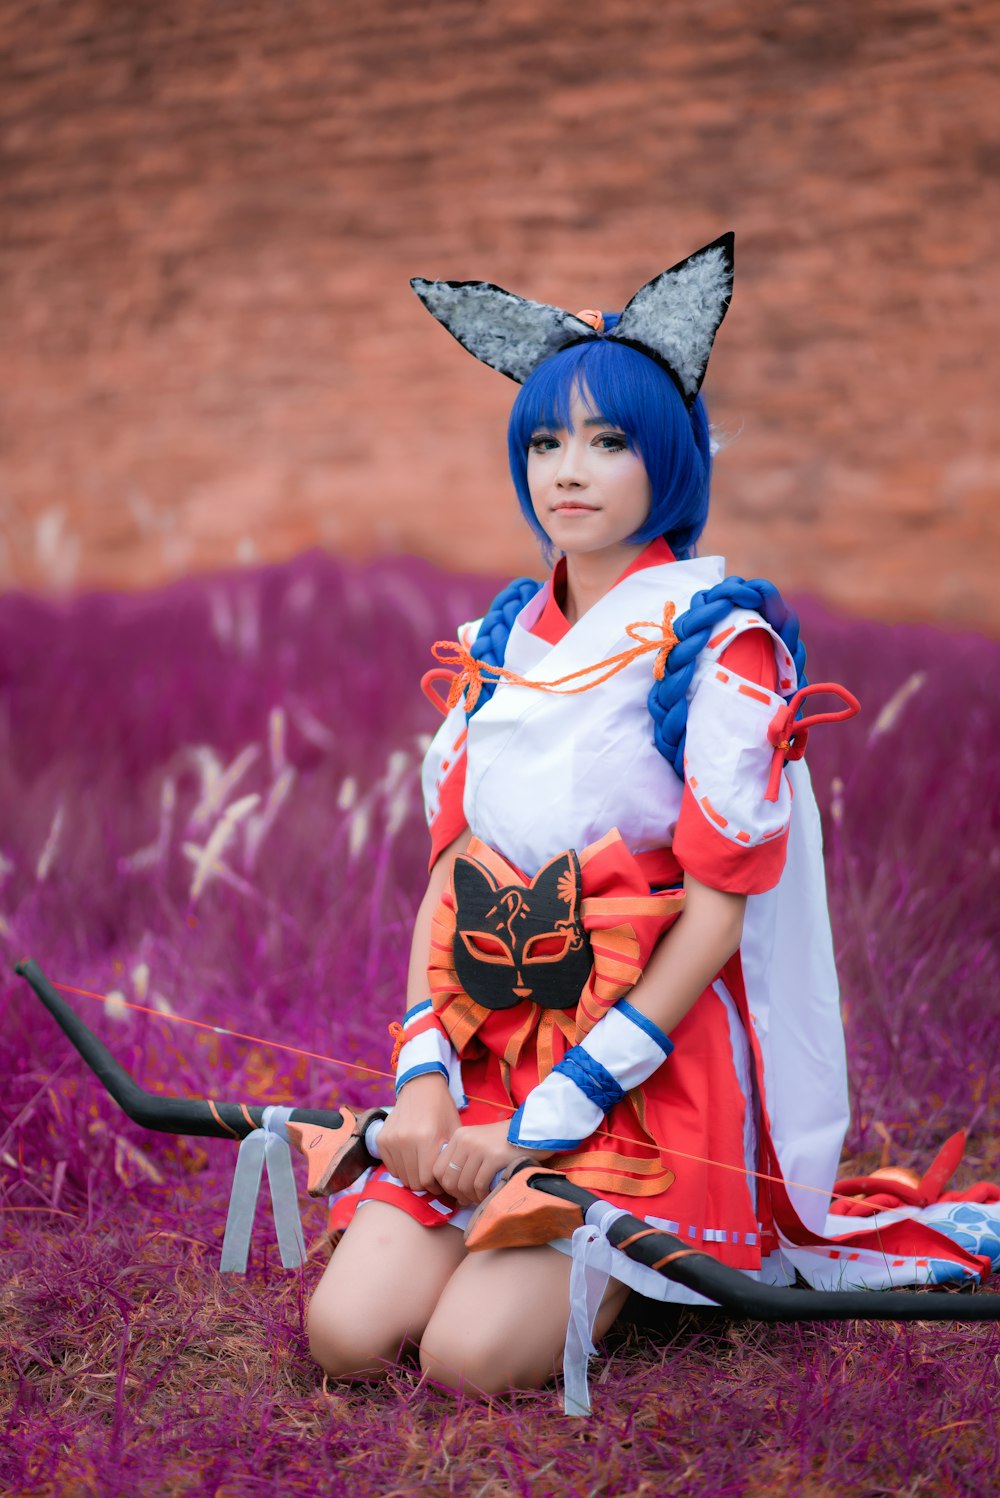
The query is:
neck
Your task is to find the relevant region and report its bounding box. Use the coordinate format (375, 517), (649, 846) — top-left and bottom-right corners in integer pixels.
(561, 542), (647, 626)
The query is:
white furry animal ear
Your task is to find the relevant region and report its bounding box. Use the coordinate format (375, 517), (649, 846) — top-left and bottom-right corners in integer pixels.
(410, 278), (599, 384)
(607, 232), (735, 404)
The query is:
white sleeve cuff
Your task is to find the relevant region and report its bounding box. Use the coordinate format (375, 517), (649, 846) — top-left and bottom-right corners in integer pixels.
(394, 1002), (465, 1106)
(508, 1000), (672, 1151)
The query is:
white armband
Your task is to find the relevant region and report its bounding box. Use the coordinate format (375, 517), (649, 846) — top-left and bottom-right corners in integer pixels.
(394, 1000), (466, 1107)
(507, 999), (673, 1151)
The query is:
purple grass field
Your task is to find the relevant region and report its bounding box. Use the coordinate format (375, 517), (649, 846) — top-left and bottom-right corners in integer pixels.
(1, 552), (998, 1497)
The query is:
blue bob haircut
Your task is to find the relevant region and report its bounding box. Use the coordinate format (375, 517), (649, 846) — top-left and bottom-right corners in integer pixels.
(507, 316), (712, 559)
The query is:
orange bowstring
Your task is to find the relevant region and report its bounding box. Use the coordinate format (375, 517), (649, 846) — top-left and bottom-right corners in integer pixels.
(431, 603), (677, 714)
(51, 979), (858, 1208)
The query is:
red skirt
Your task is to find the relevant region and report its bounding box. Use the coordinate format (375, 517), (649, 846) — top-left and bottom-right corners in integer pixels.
(353, 831), (767, 1271)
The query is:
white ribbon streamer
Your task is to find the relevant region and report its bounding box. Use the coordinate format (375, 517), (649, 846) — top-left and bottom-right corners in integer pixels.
(563, 1221), (617, 1416)
(561, 1201), (725, 1415)
(220, 1105), (306, 1273)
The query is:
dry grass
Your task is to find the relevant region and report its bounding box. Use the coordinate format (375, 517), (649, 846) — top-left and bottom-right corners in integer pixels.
(1, 552), (998, 1495)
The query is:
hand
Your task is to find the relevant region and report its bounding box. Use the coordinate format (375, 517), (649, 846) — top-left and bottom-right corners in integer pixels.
(432, 1120), (550, 1206)
(377, 1074), (461, 1193)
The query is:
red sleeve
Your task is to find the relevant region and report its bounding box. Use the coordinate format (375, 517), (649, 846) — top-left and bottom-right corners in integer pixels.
(673, 629), (789, 895)
(717, 629), (778, 691)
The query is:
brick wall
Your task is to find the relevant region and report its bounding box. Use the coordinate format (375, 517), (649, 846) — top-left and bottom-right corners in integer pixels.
(1, 0), (998, 628)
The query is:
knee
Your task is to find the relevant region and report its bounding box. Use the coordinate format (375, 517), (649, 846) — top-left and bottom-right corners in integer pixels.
(418, 1325), (549, 1397)
(306, 1294), (399, 1381)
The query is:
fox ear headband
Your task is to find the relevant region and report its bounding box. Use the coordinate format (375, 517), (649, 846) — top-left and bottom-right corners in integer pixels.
(411, 231), (734, 406)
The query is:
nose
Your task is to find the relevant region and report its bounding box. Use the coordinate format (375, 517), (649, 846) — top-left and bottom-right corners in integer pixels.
(554, 439), (586, 489)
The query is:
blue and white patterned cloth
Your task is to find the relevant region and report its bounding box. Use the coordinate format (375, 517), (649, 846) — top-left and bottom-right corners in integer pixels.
(919, 1201), (1000, 1283)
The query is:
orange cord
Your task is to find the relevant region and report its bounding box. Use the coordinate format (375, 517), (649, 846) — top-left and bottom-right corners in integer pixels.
(50, 978), (861, 1208)
(427, 603), (677, 715)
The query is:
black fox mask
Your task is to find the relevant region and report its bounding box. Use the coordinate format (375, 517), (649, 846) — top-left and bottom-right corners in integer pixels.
(452, 849), (592, 1012)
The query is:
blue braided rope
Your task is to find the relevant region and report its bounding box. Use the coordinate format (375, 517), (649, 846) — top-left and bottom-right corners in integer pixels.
(554, 1046), (626, 1113)
(649, 576), (808, 777)
(467, 576), (543, 717)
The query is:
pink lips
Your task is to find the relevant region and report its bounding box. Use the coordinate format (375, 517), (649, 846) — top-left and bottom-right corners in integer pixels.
(552, 502), (598, 515)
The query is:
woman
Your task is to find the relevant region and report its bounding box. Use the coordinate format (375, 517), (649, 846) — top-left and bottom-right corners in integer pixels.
(307, 235), (850, 1394)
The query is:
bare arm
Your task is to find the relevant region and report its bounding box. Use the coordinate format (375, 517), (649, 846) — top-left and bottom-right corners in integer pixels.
(377, 830), (472, 1192)
(624, 871), (746, 1036)
(403, 829), (472, 1003)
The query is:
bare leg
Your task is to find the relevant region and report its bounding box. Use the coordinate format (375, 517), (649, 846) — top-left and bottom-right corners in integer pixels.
(307, 1202), (467, 1379)
(419, 1244), (629, 1396)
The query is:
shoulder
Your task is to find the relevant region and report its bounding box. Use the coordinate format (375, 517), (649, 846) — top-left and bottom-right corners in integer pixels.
(649, 575), (807, 776)
(689, 605), (799, 696)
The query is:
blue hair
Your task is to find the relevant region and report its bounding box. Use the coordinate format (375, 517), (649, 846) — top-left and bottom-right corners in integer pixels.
(507, 320), (712, 559)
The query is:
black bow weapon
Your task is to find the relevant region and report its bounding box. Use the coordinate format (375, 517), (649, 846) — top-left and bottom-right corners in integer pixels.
(13, 958), (1000, 1325)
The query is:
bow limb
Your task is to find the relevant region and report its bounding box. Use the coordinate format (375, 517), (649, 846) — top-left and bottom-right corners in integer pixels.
(14, 958), (386, 1196)
(466, 1163), (1000, 1324)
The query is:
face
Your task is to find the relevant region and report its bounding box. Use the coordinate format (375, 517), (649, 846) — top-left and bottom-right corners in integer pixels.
(526, 387), (652, 557)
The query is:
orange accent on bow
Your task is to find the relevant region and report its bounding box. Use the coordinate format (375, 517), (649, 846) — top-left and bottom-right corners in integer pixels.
(423, 602), (678, 716)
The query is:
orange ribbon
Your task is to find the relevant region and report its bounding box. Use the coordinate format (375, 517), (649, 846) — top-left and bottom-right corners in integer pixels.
(422, 603), (678, 717)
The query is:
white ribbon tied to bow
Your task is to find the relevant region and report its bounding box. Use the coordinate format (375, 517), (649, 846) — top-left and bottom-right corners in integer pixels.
(563, 1215), (620, 1416)
(220, 1105), (306, 1273)
(562, 1202), (722, 1415)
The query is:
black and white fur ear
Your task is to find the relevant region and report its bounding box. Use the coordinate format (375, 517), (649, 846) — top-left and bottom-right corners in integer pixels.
(412, 232), (734, 400)
(607, 233), (734, 404)
(410, 278), (599, 385)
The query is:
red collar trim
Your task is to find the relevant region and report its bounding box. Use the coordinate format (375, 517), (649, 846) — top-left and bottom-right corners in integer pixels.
(530, 537), (677, 644)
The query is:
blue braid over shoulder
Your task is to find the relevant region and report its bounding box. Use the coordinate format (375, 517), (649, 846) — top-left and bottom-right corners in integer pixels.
(467, 573), (807, 776)
(467, 576), (543, 717)
(650, 577), (808, 777)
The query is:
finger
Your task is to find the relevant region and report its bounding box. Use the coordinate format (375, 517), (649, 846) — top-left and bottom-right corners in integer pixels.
(401, 1136), (431, 1192)
(419, 1140), (448, 1194)
(454, 1158), (481, 1206)
(473, 1160), (498, 1203)
(431, 1139), (458, 1192)
(442, 1159), (469, 1200)
(440, 1152), (470, 1201)
(377, 1132), (399, 1180)
(389, 1142), (413, 1190)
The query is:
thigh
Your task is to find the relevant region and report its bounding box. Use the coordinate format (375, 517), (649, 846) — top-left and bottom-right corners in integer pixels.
(419, 1244), (630, 1395)
(307, 1202), (467, 1378)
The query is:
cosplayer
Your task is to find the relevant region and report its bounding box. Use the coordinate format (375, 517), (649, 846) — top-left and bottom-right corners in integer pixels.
(16, 234), (999, 1415)
(306, 235), (861, 1392)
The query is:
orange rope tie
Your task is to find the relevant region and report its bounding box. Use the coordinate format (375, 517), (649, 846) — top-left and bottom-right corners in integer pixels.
(54, 978), (857, 1207)
(387, 1022), (405, 1070)
(430, 603), (678, 714)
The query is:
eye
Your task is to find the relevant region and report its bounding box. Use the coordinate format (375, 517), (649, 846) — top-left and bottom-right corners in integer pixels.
(594, 431), (628, 452)
(460, 931), (514, 964)
(528, 435), (559, 453)
(523, 932), (573, 963)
